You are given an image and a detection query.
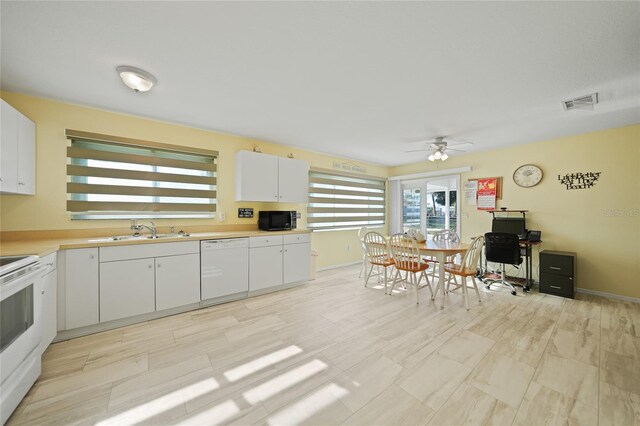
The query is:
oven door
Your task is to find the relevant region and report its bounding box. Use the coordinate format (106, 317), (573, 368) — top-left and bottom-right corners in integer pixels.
(0, 266), (43, 385)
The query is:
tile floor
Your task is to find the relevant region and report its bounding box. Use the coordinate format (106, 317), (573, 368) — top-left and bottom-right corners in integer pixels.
(7, 265), (640, 425)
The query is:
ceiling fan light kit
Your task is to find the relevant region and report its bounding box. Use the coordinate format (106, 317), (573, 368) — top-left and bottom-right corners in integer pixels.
(406, 136), (472, 162)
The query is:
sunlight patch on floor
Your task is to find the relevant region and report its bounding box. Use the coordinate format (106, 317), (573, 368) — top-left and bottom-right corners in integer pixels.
(243, 359), (328, 404)
(175, 400), (239, 426)
(267, 383), (349, 426)
(224, 345), (303, 382)
(96, 378), (220, 425)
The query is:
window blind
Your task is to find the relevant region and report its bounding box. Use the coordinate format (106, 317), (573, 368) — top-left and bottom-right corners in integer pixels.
(66, 130), (217, 219)
(308, 169), (386, 231)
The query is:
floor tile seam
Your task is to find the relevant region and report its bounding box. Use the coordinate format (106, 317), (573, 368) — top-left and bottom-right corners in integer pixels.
(511, 304), (564, 424)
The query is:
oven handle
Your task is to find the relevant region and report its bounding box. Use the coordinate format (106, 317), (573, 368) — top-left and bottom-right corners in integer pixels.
(0, 263), (45, 301)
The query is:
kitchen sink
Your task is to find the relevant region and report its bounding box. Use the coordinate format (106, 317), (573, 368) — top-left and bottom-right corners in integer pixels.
(88, 233), (190, 243)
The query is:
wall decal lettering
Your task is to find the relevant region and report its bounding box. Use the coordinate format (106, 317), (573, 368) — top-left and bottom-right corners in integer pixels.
(558, 172), (601, 190)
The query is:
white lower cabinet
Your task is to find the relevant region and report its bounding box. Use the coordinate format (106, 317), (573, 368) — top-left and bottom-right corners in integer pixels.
(100, 258), (155, 322)
(65, 248), (99, 329)
(284, 243), (311, 284)
(249, 245), (284, 291)
(156, 253), (200, 311)
(249, 234), (311, 291)
(40, 268), (57, 353)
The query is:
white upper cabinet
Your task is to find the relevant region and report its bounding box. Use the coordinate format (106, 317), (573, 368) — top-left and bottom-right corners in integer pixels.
(17, 113), (35, 194)
(278, 156), (309, 203)
(0, 100), (19, 193)
(236, 150), (309, 203)
(236, 151), (279, 202)
(0, 99), (35, 195)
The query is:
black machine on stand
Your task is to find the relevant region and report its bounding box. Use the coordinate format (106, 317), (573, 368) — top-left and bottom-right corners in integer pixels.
(476, 209), (541, 292)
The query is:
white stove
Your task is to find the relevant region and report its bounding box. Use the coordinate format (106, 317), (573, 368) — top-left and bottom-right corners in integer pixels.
(0, 254), (42, 425)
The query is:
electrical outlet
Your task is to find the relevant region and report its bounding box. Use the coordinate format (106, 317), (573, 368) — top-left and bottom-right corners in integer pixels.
(219, 212), (226, 222)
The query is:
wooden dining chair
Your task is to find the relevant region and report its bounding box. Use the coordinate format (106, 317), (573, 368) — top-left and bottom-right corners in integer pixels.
(428, 230), (461, 289)
(357, 226), (370, 279)
(363, 231), (394, 293)
(388, 233), (433, 304)
(443, 235), (485, 310)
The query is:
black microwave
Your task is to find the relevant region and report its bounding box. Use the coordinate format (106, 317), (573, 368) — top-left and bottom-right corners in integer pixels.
(258, 211), (297, 231)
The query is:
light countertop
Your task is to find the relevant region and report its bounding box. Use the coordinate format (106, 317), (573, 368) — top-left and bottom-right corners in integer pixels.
(0, 229), (312, 257)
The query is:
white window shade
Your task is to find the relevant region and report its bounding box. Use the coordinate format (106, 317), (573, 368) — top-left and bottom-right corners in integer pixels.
(66, 130), (217, 219)
(308, 169), (386, 231)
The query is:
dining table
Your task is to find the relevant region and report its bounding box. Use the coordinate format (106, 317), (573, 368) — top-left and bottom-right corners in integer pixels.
(409, 239), (470, 306)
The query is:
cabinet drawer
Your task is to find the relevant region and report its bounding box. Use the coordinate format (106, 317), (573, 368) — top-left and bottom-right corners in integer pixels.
(540, 254), (574, 277)
(540, 272), (574, 297)
(100, 241), (199, 262)
(250, 235), (284, 248)
(284, 233), (310, 245)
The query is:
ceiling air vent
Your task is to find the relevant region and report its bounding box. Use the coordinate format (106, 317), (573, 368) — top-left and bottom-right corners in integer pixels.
(562, 93), (598, 111)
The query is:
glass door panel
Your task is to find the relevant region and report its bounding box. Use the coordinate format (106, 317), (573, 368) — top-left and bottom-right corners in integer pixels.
(402, 187), (421, 233)
(401, 176), (459, 239)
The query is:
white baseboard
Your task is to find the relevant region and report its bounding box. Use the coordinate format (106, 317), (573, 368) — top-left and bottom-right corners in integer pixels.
(317, 261), (361, 272)
(576, 288), (640, 304)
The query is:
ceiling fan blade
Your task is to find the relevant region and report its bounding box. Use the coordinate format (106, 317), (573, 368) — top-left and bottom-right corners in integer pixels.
(446, 148), (467, 152)
(404, 149), (430, 153)
(446, 142), (474, 148)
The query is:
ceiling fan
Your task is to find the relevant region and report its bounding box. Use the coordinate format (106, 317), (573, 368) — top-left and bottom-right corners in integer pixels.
(405, 136), (473, 162)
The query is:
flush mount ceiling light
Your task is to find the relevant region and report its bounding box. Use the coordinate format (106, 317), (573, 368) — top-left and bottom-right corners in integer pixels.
(116, 66), (157, 92)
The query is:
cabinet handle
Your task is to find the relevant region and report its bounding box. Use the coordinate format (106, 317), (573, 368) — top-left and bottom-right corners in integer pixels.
(280, 250), (283, 253)
(148, 264), (153, 269)
(550, 266), (561, 270)
(0, 177), (3, 182)
(89, 255), (95, 259)
(18, 181), (25, 185)
(157, 264), (162, 268)
(550, 285), (562, 289)
(41, 290), (45, 295)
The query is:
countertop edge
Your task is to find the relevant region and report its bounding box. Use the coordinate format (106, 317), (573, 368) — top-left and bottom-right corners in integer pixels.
(1, 229), (313, 257)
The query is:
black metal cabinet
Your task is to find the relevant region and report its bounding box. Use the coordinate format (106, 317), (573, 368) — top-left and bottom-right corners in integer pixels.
(539, 250), (576, 298)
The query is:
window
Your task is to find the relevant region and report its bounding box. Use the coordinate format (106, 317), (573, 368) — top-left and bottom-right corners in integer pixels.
(307, 169), (386, 231)
(66, 130), (217, 219)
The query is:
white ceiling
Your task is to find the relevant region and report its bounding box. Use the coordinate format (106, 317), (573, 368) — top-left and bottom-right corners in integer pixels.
(2, 1), (639, 166)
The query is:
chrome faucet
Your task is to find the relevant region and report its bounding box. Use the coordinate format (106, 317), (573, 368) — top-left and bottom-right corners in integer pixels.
(131, 220), (157, 238)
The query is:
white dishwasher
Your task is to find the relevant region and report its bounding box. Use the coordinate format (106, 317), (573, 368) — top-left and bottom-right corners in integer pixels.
(201, 238), (249, 300)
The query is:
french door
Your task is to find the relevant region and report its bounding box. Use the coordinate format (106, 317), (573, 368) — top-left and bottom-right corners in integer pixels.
(401, 175), (460, 238)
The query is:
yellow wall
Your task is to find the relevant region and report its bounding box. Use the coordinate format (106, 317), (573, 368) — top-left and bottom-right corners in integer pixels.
(0, 92), (388, 269)
(390, 124), (640, 299)
(1, 92), (637, 296)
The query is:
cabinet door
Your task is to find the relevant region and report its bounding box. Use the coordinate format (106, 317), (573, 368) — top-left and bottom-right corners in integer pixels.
(156, 253), (200, 311)
(17, 114), (35, 194)
(284, 243), (311, 284)
(236, 151), (279, 202)
(100, 258), (155, 322)
(65, 248), (99, 329)
(249, 246), (283, 291)
(40, 269), (57, 353)
(278, 157), (309, 203)
(0, 100), (18, 193)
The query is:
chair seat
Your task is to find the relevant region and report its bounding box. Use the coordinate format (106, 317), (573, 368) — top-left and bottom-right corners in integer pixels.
(443, 262), (476, 277)
(396, 262), (429, 273)
(370, 255), (394, 267)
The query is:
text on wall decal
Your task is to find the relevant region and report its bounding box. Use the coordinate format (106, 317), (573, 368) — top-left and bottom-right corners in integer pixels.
(558, 172), (602, 190)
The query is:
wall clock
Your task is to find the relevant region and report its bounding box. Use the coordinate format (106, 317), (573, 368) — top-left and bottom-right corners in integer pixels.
(513, 164), (543, 188)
